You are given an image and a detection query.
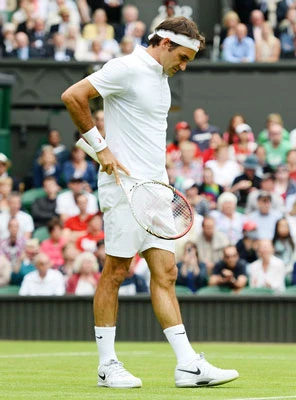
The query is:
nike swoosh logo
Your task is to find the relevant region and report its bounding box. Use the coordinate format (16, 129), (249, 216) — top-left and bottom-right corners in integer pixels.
(96, 335), (103, 339)
(99, 373), (106, 380)
(177, 367), (201, 375)
(175, 331), (186, 335)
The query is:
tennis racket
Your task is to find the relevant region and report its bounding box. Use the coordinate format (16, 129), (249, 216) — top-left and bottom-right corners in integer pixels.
(76, 138), (193, 240)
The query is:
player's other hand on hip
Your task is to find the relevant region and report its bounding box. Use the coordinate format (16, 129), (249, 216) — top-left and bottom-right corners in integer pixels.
(97, 147), (130, 184)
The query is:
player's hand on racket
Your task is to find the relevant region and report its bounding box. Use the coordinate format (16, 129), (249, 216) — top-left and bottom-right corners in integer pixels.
(96, 147), (130, 184)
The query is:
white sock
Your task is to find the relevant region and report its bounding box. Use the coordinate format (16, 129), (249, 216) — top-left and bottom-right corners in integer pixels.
(164, 324), (196, 365)
(95, 326), (118, 366)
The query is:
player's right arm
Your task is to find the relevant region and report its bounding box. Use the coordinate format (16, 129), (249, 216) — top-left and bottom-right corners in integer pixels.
(61, 78), (129, 183)
(61, 78), (100, 133)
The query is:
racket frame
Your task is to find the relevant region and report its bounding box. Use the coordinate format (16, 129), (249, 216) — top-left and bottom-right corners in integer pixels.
(75, 138), (194, 239)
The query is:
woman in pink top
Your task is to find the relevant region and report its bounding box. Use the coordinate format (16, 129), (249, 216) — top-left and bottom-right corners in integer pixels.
(40, 217), (67, 269)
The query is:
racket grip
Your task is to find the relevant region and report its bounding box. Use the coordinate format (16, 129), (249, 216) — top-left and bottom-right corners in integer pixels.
(76, 138), (100, 163)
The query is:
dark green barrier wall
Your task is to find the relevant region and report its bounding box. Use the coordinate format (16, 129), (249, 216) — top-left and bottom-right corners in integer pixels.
(0, 61), (296, 180)
(0, 295), (295, 342)
(0, 73), (14, 157)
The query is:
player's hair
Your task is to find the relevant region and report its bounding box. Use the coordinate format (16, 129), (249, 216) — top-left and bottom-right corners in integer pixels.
(149, 16), (205, 51)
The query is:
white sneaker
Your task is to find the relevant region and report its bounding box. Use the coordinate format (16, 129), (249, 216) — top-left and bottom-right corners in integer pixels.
(98, 359), (142, 388)
(175, 353), (239, 387)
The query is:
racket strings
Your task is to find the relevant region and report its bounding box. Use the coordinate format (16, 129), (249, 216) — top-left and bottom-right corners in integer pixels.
(130, 182), (193, 239)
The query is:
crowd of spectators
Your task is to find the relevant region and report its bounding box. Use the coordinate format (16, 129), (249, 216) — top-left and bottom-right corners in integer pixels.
(1, 0), (296, 62)
(1, 104), (296, 296)
(1, 0), (296, 296)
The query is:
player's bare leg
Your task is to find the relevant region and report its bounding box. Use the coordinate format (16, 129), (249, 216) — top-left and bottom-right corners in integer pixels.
(144, 247), (239, 388)
(94, 255), (142, 388)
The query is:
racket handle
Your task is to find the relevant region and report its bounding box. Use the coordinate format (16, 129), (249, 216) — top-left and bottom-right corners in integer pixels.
(76, 138), (100, 163)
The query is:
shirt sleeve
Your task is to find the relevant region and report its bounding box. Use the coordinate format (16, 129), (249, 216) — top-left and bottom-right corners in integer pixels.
(87, 57), (130, 98)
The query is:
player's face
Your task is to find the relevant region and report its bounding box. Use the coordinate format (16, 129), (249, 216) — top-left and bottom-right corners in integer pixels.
(161, 45), (196, 77)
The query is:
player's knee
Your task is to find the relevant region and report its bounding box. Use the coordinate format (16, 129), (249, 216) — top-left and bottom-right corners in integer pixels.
(153, 263), (177, 287)
(111, 264), (129, 286)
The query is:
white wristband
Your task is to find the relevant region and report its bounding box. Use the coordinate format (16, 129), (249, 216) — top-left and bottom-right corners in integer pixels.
(82, 126), (107, 153)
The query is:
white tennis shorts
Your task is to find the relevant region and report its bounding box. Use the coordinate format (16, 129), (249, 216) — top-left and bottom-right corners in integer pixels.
(98, 181), (175, 258)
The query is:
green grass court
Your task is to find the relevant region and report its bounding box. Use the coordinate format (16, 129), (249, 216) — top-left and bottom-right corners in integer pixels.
(0, 341), (295, 400)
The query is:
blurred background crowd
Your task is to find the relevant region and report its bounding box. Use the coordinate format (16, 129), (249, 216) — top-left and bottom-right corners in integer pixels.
(1, 0), (296, 62)
(1, 0), (296, 297)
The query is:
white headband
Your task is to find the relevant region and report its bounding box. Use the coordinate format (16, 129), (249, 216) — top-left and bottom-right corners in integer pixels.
(148, 29), (200, 52)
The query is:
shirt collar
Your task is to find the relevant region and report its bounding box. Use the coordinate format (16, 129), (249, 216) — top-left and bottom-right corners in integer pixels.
(133, 45), (164, 74)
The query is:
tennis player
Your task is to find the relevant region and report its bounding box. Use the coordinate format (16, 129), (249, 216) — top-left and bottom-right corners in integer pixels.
(61, 16), (239, 389)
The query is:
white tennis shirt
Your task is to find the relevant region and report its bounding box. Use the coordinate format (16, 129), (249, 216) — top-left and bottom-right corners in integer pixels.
(87, 45), (171, 186)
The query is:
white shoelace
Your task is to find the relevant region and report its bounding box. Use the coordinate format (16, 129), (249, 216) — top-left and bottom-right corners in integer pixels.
(106, 360), (132, 377)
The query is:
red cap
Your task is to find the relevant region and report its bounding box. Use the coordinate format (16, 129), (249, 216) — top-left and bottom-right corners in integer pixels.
(175, 121), (190, 131)
(243, 221), (257, 231)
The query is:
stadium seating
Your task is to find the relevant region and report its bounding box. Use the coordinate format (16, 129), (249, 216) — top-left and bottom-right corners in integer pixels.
(197, 286), (232, 295)
(0, 285), (19, 295)
(21, 188), (46, 212)
(238, 287), (274, 296)
(175, 285), (193, 295)
(282, 286), (296, 295)
(32, 226), (50, 243)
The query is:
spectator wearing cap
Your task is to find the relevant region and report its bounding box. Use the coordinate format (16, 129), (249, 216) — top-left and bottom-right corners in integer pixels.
(236, 220), (259, 265)
(223, 113), (254, 145)
(166, 121), (200, 163)
(230, 123), (257, 164)
(245, 173), (285, 215)
(191, 108), (220, 152)
(55, 177), (98, 222)
(230, 154), (262, 209)
(262, 123), (291, 170)
(248, 191), (283, 240)
(0, 153), (21, 191)
(149, 0), (178, 33)
(210, 192), (246, 245)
